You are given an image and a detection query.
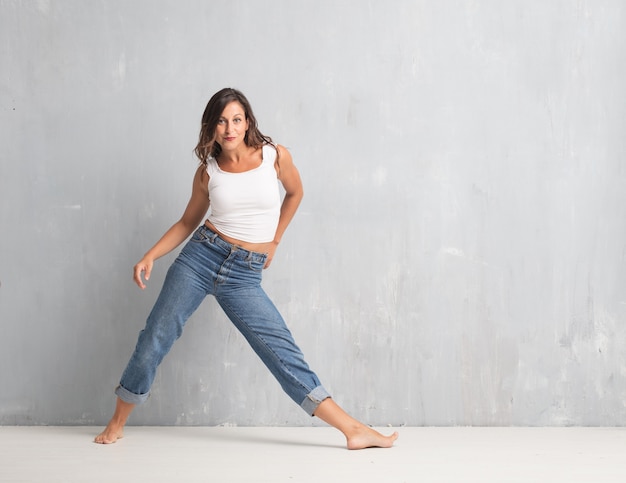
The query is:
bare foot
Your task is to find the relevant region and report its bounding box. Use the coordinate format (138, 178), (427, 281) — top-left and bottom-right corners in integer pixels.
(346, 425), (399, 450)
(94, 397), (135, 444)
(312, 398), (398, 450)
(94, 423), (124, 444)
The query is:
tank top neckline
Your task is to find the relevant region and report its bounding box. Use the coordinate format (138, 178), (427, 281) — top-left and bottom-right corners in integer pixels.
(214, 145), (271, 175)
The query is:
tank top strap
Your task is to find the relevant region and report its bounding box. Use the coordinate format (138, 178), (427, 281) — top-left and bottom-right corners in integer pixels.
(206, 156), (219, 176)
(262, 144), (278, 167)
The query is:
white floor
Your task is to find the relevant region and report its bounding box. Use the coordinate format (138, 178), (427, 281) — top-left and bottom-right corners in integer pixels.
(1, 426), (625, 482)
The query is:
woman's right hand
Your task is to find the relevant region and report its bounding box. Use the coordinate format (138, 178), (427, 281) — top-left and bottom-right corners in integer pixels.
(131, 166), (210, 290)
(133, 257), (154, 290)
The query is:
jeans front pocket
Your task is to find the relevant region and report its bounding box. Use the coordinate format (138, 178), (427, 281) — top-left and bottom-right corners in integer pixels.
(190, 226), (209, 243)
(247, 254), (267, 273)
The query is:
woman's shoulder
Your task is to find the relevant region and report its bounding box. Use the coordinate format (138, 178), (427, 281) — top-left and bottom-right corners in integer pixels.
(267, 144), (295, 179)
(194, 164), (210, 185)
(264, 143), (291, 159)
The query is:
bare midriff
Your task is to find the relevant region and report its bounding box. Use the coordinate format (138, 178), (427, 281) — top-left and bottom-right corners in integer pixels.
(204, 220), (275, 255)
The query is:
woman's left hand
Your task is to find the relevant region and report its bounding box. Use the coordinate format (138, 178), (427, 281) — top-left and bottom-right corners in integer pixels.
(264, 241), (279, 269)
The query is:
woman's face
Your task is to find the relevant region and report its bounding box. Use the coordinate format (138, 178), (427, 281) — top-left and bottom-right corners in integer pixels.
(215, 101), (249, 150)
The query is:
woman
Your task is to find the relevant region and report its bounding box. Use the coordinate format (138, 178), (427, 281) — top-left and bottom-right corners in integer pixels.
(95, 88), (398, 449)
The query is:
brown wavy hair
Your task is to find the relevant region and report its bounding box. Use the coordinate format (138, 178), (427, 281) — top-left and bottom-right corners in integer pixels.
(194, 88), (274, 167)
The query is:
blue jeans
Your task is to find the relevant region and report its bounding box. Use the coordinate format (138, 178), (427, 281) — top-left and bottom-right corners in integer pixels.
(115, 225), (330, 416)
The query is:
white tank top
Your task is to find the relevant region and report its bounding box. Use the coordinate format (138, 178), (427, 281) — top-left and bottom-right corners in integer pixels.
(205, 144), (281, 243)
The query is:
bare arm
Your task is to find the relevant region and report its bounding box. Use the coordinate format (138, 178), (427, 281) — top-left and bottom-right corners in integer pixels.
(265, 145), (304, 268)
(134, 166), (210, 288)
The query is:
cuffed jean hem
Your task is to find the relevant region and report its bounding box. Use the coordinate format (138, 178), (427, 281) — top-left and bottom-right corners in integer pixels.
(300, 385), (331, 416)
(115, 384), (149, 405)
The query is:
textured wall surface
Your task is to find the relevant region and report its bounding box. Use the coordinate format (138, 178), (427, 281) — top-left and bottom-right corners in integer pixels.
(1, 0), (625, 426)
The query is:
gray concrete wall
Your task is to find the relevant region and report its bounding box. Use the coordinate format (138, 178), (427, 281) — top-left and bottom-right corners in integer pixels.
(1, 0), (625, 426)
